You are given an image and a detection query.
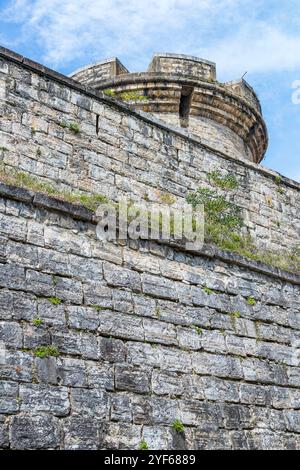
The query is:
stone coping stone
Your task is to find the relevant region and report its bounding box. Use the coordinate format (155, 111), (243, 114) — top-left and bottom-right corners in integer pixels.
(0, 180), (299, 286)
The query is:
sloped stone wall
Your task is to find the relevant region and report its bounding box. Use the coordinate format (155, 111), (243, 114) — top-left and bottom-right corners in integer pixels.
(0, 184), (300, 450)
(0, 47), (300, 450)
(0, 49), (299, 253)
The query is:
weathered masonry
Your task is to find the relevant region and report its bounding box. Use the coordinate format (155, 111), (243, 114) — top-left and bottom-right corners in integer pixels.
(70, 53), (267, 164)
(0, 47), (300, 450)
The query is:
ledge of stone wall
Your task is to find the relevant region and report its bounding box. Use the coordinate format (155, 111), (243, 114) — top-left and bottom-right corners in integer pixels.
(0, 46), (299, 192)
(1, 181), (299, 286)
(93, 71), (263, 117)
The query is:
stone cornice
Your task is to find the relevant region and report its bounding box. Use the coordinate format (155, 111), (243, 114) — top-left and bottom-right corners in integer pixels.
(0, 181), (299, 286)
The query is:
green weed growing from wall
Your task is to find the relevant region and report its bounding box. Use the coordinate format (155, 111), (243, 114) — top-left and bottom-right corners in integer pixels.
(34, 345), (60, 358)
(186, 170), (300, 274)
(208, 171), (239, 190)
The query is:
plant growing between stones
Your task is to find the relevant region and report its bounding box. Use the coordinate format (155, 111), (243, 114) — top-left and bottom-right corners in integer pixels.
(92, 305), (104, 312)
(0, 146), (8, 151)
(187, 174), (245, 251)
(0, 164), (299, 275)
(139, 440), (149, 450)
(119, 91), (149, 102)
(159, 192), (176, 205)
(247, 296), (256, 306)
(172, 419), (185, 433)
(194, 326), (203, 335)
(208, 171), (239, 190)
(32, 317), (42, 327)
(103, 89), (115, 97)
(60, 120), (80, 133)
(185, 179), (300, 275)
(0, 166), (108, 212)
(34, 345), (60, 358)
(277, 187), (285, 195)
(36, 148), (42, 157)
(75, 193), (108, 211)
(69, 122), (80, 134)
(154, 307), (161, 318)
(104, 88), (149, 102)
(230, 311), (241, 319)
(186, 187), (243, 232)
(60, 120), (68, 128)
(46, 297), (62, 305)
(203, 286), (213, 295)
(274, 176), (282, 185)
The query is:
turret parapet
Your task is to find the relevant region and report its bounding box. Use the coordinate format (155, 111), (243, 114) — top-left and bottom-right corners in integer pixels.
(147, 53), (216, 80)
(69, 58), (129, 88)
(224, 79), (262, 114)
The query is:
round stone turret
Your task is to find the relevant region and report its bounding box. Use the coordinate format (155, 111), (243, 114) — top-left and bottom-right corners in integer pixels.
(70, 53), (268, 163)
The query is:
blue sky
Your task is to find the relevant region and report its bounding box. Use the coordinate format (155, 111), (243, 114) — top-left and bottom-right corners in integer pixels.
(1, 0), (300, 181)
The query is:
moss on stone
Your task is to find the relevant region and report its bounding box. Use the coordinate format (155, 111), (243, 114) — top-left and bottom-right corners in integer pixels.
(0, 167), (108, 212)
(46, 297), (62, 306)
(103, 88), (149, 102)
(247, 296), (256, 306)
(34, 345), (60, 358)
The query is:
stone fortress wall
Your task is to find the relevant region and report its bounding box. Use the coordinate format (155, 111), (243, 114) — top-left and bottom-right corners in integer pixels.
(0, 47), (300, 450)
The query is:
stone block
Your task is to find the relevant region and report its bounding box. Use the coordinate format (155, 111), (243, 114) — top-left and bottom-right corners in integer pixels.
(20, 383), (70, 416)
(10, 414), (61, 449)
(0, 321), (23, 348)
(110, 394), (132, 422)
(57, 357), (88, 387)
(115, 364), (151, 394)
(98, 336), (126, 363)
(104, 262), (141, 292)
(63, 417), (101, 450)
(71, 388), (109, 419)
(0, 380), (19, 413)
(152, 370), (184, 397)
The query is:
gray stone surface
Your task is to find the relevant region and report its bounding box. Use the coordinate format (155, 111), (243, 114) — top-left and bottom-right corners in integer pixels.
(0, 49), (299, 450)
(0, 192), (299, 449)
(10, 415), (61, 449)
(0, 51), (298, 253)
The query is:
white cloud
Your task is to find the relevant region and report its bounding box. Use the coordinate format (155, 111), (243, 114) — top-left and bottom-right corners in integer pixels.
(2, 1), (300, 181)
(2, 0), (300, 79)
(202, 26), (300, 78)
(2, 0), (228, 66)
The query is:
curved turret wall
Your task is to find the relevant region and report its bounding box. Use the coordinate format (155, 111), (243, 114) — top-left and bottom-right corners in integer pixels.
(70, 53), (268, 164)
(0, 47), (300, 451)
